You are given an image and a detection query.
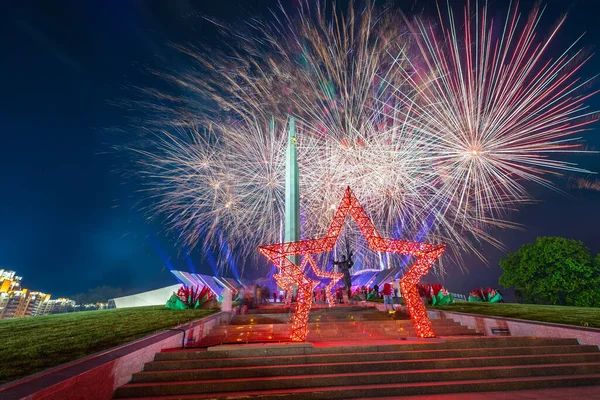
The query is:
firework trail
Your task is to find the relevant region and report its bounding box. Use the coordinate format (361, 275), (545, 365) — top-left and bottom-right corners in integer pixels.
(124, 1), (597, 275)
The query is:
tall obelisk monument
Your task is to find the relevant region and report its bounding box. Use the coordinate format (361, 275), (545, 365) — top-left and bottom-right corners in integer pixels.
(285, 116), (300, 266)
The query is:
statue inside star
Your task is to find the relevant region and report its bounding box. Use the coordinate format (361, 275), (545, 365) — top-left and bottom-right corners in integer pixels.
(332, 250), (354, 298)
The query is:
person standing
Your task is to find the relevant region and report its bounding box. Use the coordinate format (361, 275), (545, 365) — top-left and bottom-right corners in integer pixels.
(382, 280), (393, 311)
(393, 278), (400, 309)
(254, 284), (261, 308)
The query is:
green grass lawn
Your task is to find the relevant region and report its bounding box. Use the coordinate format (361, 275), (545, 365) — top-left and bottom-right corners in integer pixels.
(0, 306), (216, 385)
(430, 302), (600, 329)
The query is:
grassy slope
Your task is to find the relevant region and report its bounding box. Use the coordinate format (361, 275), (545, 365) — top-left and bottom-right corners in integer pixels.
(430, 302), (600, 329)
(0, 306), (216, 385)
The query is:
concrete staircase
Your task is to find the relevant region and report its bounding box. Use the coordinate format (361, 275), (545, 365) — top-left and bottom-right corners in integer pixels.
(113, 306), (600, 398)
(198, 306), (480, 345)
(114, 337), (600, 399)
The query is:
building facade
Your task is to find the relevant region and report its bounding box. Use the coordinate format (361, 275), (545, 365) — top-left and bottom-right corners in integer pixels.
(36, 297), (76, 316)
(0, 269), (52, 319)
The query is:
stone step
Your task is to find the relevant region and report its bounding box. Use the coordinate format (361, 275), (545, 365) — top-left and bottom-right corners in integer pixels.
(207, 324), (473, 336)
(132, 353), (600, 383)
(114, 363), (600, 397)
(311, 325), (475, 332)
(155, 338), (583, 360)
(204, 326), (478, 336)
(244, 306), (377, 315)
(208, 320), (473, 334)
(198, 329), (480, 345)
(144, 345), (600, 371)
(307, 328), (478, 337)
(114, 374), (600, 399)
(229, 318), (406, 326)
(223, 319), (462, 329)
(233, 310), (406, 319)
(305, 333), (481, 342)
(199, 320), (480, 345)
(230, 314), (408, 324)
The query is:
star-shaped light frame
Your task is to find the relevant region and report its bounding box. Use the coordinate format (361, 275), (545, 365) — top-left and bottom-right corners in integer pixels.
(302, 254), (342, 308)
(259, 187), (446, 341)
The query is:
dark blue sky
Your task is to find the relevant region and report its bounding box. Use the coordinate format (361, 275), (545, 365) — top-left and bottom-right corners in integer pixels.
(1, 0), (599, 299)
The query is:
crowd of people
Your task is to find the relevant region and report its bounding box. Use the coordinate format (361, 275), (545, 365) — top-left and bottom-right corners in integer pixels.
(237, 284), (302, 314)
(235, 279), (406, 313)
(350, 279), (402, 310)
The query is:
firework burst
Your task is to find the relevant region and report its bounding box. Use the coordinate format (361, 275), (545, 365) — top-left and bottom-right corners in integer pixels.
(124, 1), (597, 275)
(396, 1), (597, 226)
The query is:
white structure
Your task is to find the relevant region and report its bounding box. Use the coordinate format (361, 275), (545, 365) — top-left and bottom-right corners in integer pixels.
(221, 288), (232, 312)
(109, 284), (180, 309)
(107, 271), (242, 309)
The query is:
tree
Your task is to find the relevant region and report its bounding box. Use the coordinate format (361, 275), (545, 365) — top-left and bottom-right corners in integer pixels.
(71, 286), (125, 305)
(499, 237), (600, 307)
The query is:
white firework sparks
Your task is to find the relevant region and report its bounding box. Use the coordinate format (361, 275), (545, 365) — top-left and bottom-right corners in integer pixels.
(395, 1), (597, 225)
(123, 1), (597, 275)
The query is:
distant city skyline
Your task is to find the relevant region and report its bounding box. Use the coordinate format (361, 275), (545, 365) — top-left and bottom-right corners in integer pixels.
(0, 268), (109, 319)
(0, 269), (52, 319)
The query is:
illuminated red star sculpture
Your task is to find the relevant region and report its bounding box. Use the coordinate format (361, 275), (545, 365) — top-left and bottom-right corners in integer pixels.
(259, 187), (446, 341)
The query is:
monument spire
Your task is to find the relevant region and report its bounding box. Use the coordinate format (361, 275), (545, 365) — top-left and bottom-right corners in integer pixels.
(285, 116), (300, 266)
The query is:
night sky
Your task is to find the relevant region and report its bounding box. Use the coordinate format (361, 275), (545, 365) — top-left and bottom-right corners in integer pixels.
(1, 0), (599, 300)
